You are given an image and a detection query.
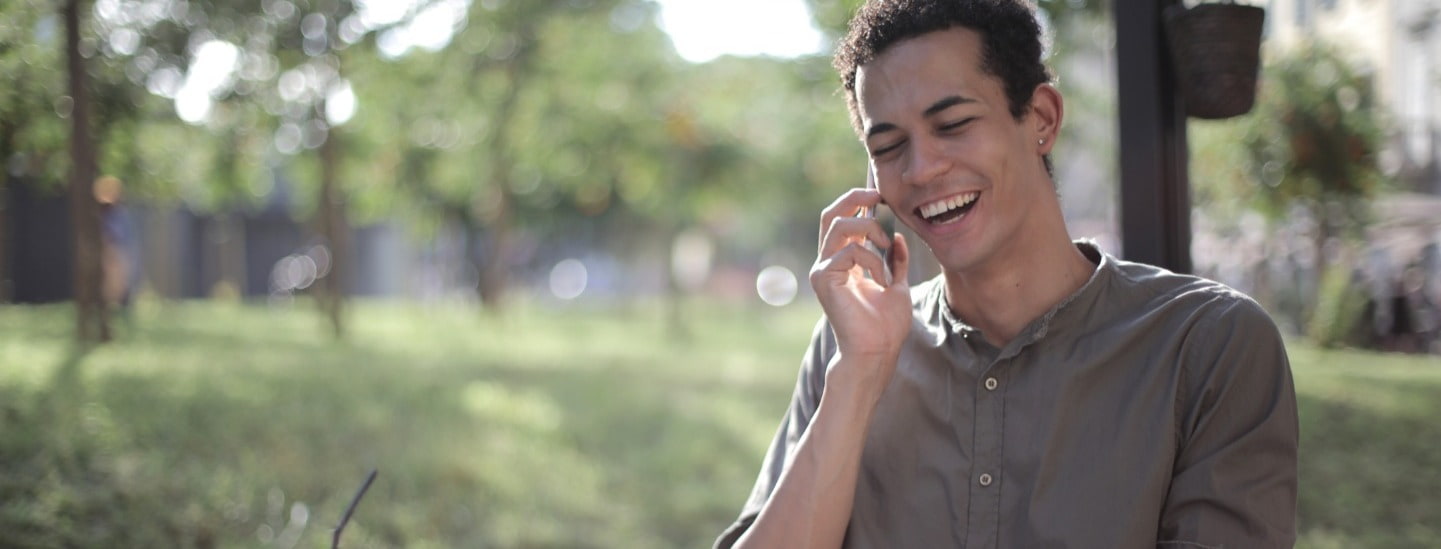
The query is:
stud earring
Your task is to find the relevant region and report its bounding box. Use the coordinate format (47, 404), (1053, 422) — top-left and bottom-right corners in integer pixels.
(1039, 138), (1046, 145)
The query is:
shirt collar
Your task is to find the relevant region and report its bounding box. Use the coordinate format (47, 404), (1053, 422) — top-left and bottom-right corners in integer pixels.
(922, 240), (1111, 356)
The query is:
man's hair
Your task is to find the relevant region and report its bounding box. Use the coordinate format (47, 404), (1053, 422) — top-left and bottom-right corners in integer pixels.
(833, 0), (1054, 134)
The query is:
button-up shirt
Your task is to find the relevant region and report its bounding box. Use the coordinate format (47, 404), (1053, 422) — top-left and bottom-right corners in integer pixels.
(717, 242), (1298, 548)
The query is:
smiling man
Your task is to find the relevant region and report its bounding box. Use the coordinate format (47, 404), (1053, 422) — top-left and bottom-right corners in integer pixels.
(715, 1), (1298, 548)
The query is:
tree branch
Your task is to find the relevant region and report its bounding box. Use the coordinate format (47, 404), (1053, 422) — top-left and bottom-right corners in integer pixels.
(331, 468), (378, 549)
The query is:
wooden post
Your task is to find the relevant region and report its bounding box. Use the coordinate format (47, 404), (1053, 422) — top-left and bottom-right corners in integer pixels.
(1114, 0), (1193, 274)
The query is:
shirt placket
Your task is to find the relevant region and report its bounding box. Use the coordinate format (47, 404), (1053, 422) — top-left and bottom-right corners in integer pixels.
(963, 357), (1007, 548)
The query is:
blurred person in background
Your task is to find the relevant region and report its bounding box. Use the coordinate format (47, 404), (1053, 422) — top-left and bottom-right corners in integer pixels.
(1397, 264), (1437, 354)
(94, 175), (136, 310)
(717, 1), (1298, 547)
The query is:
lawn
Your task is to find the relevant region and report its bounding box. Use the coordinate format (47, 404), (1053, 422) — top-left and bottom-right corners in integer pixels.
(0, 299), (1438, 548)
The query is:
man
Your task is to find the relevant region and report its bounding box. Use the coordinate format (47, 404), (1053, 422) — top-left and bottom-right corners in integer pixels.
(716, 1), (1298, 547)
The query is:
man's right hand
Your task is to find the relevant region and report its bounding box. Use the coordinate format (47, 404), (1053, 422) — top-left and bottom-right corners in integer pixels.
(730, 188), (915, 549)
(810, 188), (912, 404)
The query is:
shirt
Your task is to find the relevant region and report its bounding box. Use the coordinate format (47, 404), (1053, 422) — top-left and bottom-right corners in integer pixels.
(716, 241), (1298, 548)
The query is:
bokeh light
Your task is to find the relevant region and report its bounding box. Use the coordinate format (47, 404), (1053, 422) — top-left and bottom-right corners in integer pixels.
(755, 265), (798, 307)
(671, 230), (713, 292)
(549, 259), (588, 300)
(325, 79), (357, 125)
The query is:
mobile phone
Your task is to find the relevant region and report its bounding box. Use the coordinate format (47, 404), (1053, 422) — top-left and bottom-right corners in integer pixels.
(859, 164), (894, 285)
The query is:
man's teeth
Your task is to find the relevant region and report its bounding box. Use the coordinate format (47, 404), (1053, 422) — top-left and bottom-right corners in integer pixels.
(920, 192), (979, 219)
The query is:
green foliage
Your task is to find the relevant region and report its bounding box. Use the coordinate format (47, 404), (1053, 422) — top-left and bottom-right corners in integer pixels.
(803, 0), (864, 38)
(1306, 261), (1369, 348)
(4, 0), (1134, 307)
(337, 0), (875, 261)
(341, 1), (684, 232)
(0, 1), (67, 189)
(1190, 117), (1260, 226)
(1195, 43), (1389, 221)
(0, 0), (278, 204)
(803, 0), (1107, 40)
(1243, 43), (1388, 231)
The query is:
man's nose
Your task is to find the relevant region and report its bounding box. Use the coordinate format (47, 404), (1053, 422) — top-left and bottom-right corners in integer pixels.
(902, 135), (951, 187)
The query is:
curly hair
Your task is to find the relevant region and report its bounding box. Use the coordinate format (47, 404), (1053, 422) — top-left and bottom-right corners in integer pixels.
(833, 0), (1054, 135)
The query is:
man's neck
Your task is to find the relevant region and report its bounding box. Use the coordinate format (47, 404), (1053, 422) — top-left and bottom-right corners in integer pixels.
(942, 234), (1096, 349)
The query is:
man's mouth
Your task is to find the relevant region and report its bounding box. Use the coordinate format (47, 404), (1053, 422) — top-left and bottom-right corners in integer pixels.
(915, 192), (979, 226)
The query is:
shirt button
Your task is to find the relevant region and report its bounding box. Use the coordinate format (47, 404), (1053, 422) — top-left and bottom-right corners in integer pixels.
(984, 377), (998, 391)
(979, 473), (993, 486)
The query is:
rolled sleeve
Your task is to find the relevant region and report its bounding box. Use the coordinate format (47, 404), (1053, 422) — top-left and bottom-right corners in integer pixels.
(1160, 296), (1299, 547)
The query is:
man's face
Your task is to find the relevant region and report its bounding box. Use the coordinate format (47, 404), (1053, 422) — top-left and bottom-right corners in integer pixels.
(856, 27), (1053, 274)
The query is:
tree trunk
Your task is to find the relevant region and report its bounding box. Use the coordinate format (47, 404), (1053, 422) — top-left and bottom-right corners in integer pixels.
(65, 0), (109, 343)
(317, 124), (348, 339)
(455, 209), (483, 302)
(474, 55), (533, 312)
(476, 181), (510, 310)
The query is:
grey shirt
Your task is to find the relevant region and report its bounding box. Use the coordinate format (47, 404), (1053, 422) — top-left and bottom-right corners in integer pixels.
(717, 242), (1298, 548)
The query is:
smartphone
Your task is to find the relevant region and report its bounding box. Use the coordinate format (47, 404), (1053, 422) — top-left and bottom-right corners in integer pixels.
(859, 164), (894, 285)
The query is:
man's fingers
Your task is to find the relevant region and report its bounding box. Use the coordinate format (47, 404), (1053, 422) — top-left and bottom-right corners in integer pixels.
(820, 216), (891, 259)
(811, 242), (889, 287)
(818, 188), (883, 247)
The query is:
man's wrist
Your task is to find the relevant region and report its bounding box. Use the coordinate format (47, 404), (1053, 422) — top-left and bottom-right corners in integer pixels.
(822, 352), (896, 412)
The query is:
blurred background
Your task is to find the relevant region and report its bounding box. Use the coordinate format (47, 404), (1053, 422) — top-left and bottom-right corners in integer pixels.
(0, 0), (1438, 547)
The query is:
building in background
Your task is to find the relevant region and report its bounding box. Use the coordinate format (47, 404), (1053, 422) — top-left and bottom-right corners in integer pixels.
(1266, 0), (1440, 193)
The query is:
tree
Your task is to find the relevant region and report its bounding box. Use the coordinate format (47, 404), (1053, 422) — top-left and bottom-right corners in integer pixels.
(1191, 43), (1388, 339)
(344, 0), (681, 310)
(2, 0), (281, 337)
(804, 0), (1108, 39)
(59, 0), (419, 337)
(1244, 44), (1386, 274)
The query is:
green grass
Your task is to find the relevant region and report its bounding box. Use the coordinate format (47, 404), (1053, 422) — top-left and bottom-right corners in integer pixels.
(0, 299), (1438, 548)
(0, 299), (816, 548)
(1289, 345), (1441, 548)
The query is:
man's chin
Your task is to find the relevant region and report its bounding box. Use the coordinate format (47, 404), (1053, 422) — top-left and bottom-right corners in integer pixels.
(929, 240), (995, 276)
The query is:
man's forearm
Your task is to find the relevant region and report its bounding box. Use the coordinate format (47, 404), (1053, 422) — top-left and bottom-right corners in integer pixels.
(734, 357), (883, 549)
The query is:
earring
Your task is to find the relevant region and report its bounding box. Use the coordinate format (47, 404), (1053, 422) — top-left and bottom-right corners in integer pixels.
(1039, 138), (1046, 145)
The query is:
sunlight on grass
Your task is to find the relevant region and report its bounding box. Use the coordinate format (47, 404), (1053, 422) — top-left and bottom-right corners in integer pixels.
(0, 300), (1437, 547)
(1287, 341), (1441, 549)
(0, 299), (818, 548)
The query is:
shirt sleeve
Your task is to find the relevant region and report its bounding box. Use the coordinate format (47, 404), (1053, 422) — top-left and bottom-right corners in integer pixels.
(714, 317), (835, 549)
(1159, 295), (1299, 548)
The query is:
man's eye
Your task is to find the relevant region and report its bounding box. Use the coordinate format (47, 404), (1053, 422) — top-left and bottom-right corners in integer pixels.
(940, 118), (976, 132)
(871, 140), (905, 157)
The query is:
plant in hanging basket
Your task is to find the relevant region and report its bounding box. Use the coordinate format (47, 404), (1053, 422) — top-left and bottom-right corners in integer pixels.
(1163, 1), (1267, 119)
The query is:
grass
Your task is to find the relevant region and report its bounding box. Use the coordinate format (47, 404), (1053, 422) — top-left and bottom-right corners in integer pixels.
(0, 298), (816, 549)
(0, 299), (1438, 548)
(1289, 345), (1441, 548)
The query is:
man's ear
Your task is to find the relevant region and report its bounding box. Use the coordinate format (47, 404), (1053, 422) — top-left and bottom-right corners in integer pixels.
(1028, 83), (1063, 155)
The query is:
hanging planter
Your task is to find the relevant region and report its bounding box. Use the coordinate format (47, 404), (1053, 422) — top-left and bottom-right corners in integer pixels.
(1163, 1), (1267, 119)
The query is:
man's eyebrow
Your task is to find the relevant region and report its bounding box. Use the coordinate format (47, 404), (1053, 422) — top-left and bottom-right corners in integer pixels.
(865, 95), (977, 139)
(865, 122), (898, 139)
(924, 95), (976, 117)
